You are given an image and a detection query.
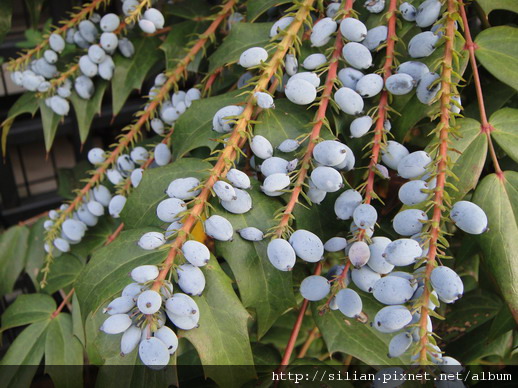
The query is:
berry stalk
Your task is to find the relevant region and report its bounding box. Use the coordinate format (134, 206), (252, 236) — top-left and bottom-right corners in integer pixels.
(356, 0), (398, 241)
(458, 1), (503, 178)
(103, 222), (125, 246)
(7, 0), (111, 71)
(272, 0), (352, 239)
(279, 263), (322, 366)
(124, 0), (153, 27)
(40, 0), (238, 287)
(327, 0), (399, 299)
(151, 0), (317, 292)
(50, 288), (75, 319)
(417, 0), (457, 364)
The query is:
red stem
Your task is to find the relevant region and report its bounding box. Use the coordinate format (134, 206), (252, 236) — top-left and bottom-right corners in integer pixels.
(104, 222), (125, 246)
(273, 4), (349, 238)
(417, 0), (456, 364)
(18, 210), (49, 226)
(356, 0), (398, 241)
(279, 263), (322, 366)
(51, 288), (75, 319)
(458, 1), (503, 178)
(204, 67), (224, 95)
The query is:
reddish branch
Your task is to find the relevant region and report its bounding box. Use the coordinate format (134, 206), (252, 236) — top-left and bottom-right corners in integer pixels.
(324, 260), (352, 308)
(458, 1), (503, 178)
(276, 0), (355, 368)
(104, 222), (125, 246)
(273, 7), (348, 238)
(151, 0), (316, 291)
(417, 0), (457, 364)
(18, 210), (50, 226)
(279, 263), (322, 366)
(297, 326), (319, 358)
(8, 0), (110, 70)
(51, 288), (75, 319)
(204, 67), (224, 95)
(357, 0), (398, 242)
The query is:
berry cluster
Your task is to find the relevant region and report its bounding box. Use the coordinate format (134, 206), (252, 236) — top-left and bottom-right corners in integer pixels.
(9, 1), (166, 118)
(43, 83), (201, 256)
(10, 10), (135, 116)
(100, 264), (199, 368)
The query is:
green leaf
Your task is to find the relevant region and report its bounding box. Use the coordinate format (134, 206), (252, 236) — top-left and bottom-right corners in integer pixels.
(472, 171), (518, 319)
(67, 217), (115, 260)
(160, 20), (208, 71)
(261, 310), (314, 350)
(39, 254), (84, 295)
(475, 26), (518, 92)
(112, 36), (162, 116)
(170, 91), (243, 159)
(182, 257), (256, 387)
(1, 92), (39, 154)
(254, 99), (315, 149)
(488, 304), (516, 342)
(446, 118), (488, 203)
(489, 107), (518, 164)
(312, 294), (407, 365)
(72, 293), (85, 346)
(75, 228), (166, 319)
(24, 219), (47, 290)
(252, 343), (281, 366)
(213, 182), (296, 338)
(70, 80), (109, 144)
(45, 314), (84, 388)
(0, 320), (50, 386)
(441, 290), (502, 341)
(476, 0), (518, 14)
(0, 225), (29, 296)
(121, 158), (211, 228)
(164, 0), (212, 20)
(208, 22), (273, 72)
(84, 308), (119, 365)
(446, 321), (513, 363)
(39, 100), (62, 152)
(0, 0), (13, 44)
(1, 293), (56, 332)
(57, 160), (91, 200)
(247, 0), (292, 21)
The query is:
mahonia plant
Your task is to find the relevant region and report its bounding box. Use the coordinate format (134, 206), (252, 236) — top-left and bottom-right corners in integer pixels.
(1, 0), (517, 386)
